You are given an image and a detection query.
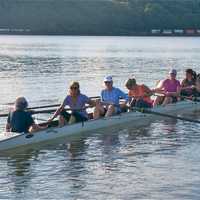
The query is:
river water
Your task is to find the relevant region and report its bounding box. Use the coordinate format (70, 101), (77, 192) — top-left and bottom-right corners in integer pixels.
(0, 36), (200, 199)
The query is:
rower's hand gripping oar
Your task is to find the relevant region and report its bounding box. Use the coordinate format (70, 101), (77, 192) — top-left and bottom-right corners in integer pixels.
(131, 107), (200, 124)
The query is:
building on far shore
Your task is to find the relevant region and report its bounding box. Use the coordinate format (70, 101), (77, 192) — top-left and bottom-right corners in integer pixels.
(185, 29), (195, 34)
(0, 28), (30, 34)
(162, 29), (173, 35)
(174, 29), (184, 34)
(150, 28), (200, 36)
(151, 29), (161, 34)
(196, 29), (200, 34)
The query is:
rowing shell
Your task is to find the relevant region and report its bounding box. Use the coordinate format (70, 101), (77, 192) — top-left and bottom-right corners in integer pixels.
(0, 100), (200, 152)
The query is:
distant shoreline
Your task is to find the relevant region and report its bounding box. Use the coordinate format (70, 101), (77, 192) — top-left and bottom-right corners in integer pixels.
(0, 33), (200, 37)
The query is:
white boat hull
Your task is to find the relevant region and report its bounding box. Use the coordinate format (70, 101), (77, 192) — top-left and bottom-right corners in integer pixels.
(0, 100), (200, 152)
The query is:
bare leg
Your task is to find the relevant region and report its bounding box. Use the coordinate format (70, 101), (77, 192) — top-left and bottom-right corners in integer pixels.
(59, 115), (66, 127)
(153, 96), (163, 107)
(162, 97), (172, 106)
(105, 105), (115, 117)
(120, 103), (127, 111)
(93, 105), (105, 119)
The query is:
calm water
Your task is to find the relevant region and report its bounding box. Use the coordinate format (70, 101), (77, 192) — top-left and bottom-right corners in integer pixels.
(0, 36), (200, 199)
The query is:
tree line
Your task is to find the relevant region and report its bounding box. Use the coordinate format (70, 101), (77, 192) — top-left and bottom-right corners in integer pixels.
(0, 0), (200, 35)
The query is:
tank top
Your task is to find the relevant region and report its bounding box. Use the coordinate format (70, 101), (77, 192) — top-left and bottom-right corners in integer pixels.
(128, 84), (152, 104)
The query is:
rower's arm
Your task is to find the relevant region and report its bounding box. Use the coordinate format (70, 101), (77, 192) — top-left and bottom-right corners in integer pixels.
(119, 89), (129, 103)
(5, 123), (11, 132)
(143, 85), (153, 97)
(176, 85), (181, 96)
(152, 83), (164, 93)
(29, 123), (48, 133)
(6, 113), (11, 132)
(49, 104), (64, 121)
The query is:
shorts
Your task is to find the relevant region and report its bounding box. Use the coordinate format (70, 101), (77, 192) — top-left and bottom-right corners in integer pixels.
(130, 99), (152, 108)
(135, 99), (152, 108)
(101, 105), (121, 116)
(193, 89), (200, 97)
(171, 96), (178, 103)
(180, 89), (195, 97)
(60, 110), (88, 123)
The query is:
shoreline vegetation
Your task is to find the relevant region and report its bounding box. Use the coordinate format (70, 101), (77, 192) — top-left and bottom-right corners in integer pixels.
(0, 0), (200, 36)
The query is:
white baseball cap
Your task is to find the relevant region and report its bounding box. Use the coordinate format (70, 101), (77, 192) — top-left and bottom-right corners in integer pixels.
(103, 76), (113, 82)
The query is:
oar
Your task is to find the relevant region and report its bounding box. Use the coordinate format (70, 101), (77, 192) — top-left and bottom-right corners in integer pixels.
(131, 107), (200, 124)
(2, 96), (100, 111)
(27, 104), (60, 110)
(27, 96), (100, 110)
(30, 105), (93, 115)
(0, 109), (56, 117)
(0, 105), (94, 118)
(0, 113), (10, 117)
(0, 96), (100, 118)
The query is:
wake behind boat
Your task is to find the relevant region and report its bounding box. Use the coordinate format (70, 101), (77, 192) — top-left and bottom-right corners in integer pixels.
(0, 99), (200, 152)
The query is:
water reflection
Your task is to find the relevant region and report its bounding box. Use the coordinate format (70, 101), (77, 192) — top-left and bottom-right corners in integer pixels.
(1, 149), (39, 197)
(0, 36), (200, 199)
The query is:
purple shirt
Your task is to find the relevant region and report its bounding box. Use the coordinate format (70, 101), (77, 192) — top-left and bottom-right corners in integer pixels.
(163, 79), (181, 93)
(62, 94), (90, 118)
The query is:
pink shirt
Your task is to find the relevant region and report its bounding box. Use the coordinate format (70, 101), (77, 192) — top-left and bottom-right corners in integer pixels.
(162, 79), (181, 93)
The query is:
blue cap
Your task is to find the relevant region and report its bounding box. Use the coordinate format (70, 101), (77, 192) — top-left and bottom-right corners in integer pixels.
(169, 69), (177, 75)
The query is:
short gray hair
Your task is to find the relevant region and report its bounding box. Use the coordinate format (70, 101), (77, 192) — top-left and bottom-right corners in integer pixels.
(15, 97), (28, 110)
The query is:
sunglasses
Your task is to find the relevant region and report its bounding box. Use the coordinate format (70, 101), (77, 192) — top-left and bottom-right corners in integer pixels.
(70, 86), (79, 90)
(104, 81), (112, 84)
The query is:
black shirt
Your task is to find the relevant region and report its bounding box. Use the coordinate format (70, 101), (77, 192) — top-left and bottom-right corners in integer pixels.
(7, 110), (34, 133)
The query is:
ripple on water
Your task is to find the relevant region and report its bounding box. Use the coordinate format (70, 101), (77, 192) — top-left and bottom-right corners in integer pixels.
(1, 36), (200, 199)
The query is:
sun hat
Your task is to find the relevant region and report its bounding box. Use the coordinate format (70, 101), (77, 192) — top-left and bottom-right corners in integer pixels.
(103, 76), (113, 82)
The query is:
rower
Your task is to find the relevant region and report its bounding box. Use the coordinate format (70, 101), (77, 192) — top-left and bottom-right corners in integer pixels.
(152, 69), (181, 106)
(93, 76), (128, 119)
(180, 69), (196, 97)
(193, 75), (200, 97)
(48, 81), (95, 126)
(125, 77), (153, 108)
(5, 97), (46, 133)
